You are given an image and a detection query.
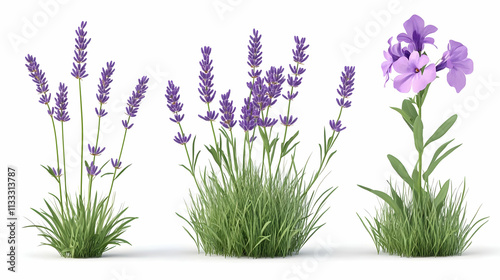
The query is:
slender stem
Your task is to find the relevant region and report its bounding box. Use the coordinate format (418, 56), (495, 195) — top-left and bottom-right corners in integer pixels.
(417, 103), (423, 196)
(47, 104), (64, 216)
(104, 116), (129, 210)
(177, 122), (200, 189)
(60, 121), (69, 209)
(78, 79), (84, 196)
(88, 103), (103, 207)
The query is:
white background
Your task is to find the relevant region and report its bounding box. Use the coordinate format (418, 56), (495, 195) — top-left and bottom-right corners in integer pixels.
(1, 0), (499, 279)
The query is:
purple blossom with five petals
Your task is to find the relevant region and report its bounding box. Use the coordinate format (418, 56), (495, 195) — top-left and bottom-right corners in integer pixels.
(436, 40), (474, 93)
(382, 37), (411, 86)
(393, 51), (436, 93)
(71, 21), (91, 79)
(397, 14), (437, 52)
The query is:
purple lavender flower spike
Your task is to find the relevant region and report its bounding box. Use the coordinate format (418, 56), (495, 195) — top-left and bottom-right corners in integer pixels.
(292, 36), (310, 64)
(329, 120), (346, 132)
(165, 80), (186, 124)
(47, 108), (55, 116)
(198, 47), (217, 103)
(25, 54), (49, 95)
(265, 66), (285, 105)
(239, 98), (258, 132)
(39, 93), (51, 105)
(283, 90), (299, 101)
(86, 161), (101, 177)
(248, 29), (263, 79)
(174, 132), (192, 145)
(111, 158), (122, 169)
(51, 167), (62, 177)
(94, 61), (115, 117)
(219, 90), (237, 130)
(122, 76), (149, 127)
(71, 21), (91, 79)
(88, 144), (105, 156)
(336, 66), (355, 108)
(287, 74), (303, 88)
(250, 77), (271, 111)
(393, 52), (436, 93)
(397, 15), (437, 52)
(54, 83), (70, 122)
(280, 115), (298, 127)
(436, 40), (473, 93)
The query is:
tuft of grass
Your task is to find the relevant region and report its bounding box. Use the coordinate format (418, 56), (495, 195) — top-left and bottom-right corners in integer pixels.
(27, 194), (136, 258)
(359, 180), (488, 257)
(179, 163), (335, 258)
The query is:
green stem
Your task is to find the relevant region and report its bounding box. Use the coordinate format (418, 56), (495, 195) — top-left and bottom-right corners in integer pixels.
(47, 104), (64, 216)
(60, 121), (69, 210)
(78, 78), (84, 197)
(178, 122), (200, 189)
(88, 103), (103, 207)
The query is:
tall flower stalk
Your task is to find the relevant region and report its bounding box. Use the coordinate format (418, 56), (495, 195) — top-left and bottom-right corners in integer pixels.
(358, 14), (487, 257)
(166, 29), (355, 257)
(25, 21), (147, 258)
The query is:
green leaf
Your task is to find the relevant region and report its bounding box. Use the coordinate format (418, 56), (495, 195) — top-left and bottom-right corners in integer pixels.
(258, 127), (270, 153)
(435, 179), (450, 210)
(402, 99), (418, 121)
(205, 145), (221, 166)
(423, 144), (462, 181)
(430, 139), (454, 164)
(100, 172), (114, 178)
(424, 115), (457, 147)
(387, 154), (413, 187)
(114, 164), (132, 180)
(358, 185), (403, 216)
(390, 185), (404, 215)
(413, 116), (424, 153)
(390, 107), (413, 130)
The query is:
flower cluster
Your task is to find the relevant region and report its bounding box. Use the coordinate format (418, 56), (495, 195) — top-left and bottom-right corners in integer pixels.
(219, 90), (236, 130)
(247, 29), (263, 79)
(329, 66), (356, 132)
(198, 47), (219, 122)
(54, 83), (70, 122)
(165, 80), (192, 145)
(122, 76), (149, 130)
(382, 15), (473, 93)
(239, 97), (259, 132)
(95, 61), (115, 118)
(86, 161), (101, 177)
(264, 66), (285, 105)
(71, 21), (91, 79)
(25, 55), (49, 95)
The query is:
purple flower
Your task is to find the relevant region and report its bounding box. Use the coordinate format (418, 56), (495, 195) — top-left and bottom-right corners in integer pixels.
(292, 36), (310, 64)
(123, 76), (149, 127)
(258, 117), (278, 128)
(337, 66), (355, 108)
(248, 29), (263, 79)
(283, 90), (299, 101)
(165, 80), (185, 123)
(88, 144), (105, 156)
(280, 115), (298, 127)
(219, 90), (237, 130)
(86, 161), (101, 177)
(250, 77), (271, 111)
(25, 54), (49, 95)
(95, 108), (108, 118)
(174, 132), (192, 145)
(397, 14), (437, 52)
(50, 167), (62, 177)
(111, 158), (122, 169)
(71, 21), (91, 79)
(239, 98), (258, 132)
(199, 110), (219, 122)
(39, 93), (51, 105)
(198, 46), (217, 104)
(329, 120), (346, 132)
(382, 37), (411, 86)
(122, 120), (134, 130)
(96, 61), (115, 103)
(47, 108), (55, 116)
(249, 136), (257, 143)
(54, 83), (70, 122)
(436, 40), (474, 93)
(393, 51), (436, 93)
(265, 66), (285, 104)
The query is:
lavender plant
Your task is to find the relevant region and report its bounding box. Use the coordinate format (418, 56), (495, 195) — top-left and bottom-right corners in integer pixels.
(25, 21), (148, 258)
(166, 30), (355, 257)
(358, 15), (487, 257)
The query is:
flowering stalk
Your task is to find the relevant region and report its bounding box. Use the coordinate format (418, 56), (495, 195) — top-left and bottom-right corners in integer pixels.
(105, 76), (149, 208)
(275, 36), (309, 175)
(71, 21), (91, 196)
(54, 83), (71, 207)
